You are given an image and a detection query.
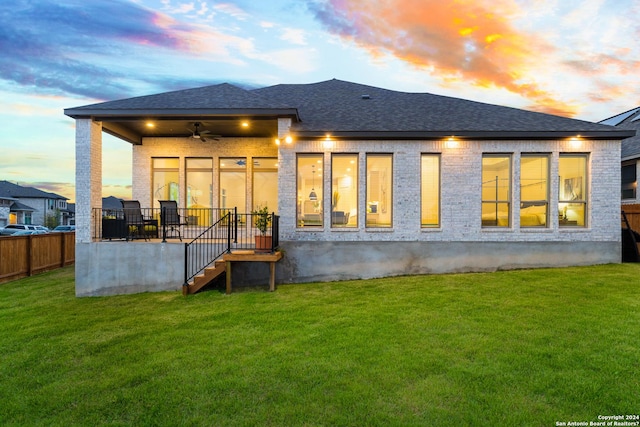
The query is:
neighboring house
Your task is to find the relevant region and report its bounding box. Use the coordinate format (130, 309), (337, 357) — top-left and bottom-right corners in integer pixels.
(8, 200), (36, 226)
(65, 79), (635, 296)
(600, 107), (640, 204)
(0, 196), (16, 227)
(102, 196), (124, 210)
(0, 181), (71, 226)
(66, 202), (76, 225)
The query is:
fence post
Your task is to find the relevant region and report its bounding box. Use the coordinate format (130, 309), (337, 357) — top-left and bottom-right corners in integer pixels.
(27, 235), (33, 277)
(60, 232), (66, 267)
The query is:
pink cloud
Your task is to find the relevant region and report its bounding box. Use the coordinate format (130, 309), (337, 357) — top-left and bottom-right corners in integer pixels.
(313, 0), (580, 116)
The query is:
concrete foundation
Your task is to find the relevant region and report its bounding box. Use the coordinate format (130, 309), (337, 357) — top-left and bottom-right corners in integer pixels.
(75, 239), (620, 296)
(270, 240), (621, 285)
(75, 242), (185, 296)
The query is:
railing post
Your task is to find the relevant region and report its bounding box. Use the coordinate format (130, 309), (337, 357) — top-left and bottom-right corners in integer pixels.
(271, 213), (275, 252)
(161, 207), (167, 242)
(183, 242), (189, 295)
(226, 212), (232, 253)
(233, 207), (238, 243)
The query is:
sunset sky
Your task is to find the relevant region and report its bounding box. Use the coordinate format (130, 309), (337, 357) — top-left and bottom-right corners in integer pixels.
(1, 0), (639, 202)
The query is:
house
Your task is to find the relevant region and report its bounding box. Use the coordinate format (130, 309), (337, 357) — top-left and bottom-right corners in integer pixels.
(0, 196), (16, 227)
(600, 107), (640, 204)
(65, 79), (635, 296)
(0, 181), (71, 227)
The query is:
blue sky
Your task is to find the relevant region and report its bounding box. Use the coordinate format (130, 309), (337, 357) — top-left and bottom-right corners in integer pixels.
(1, 0), (638, 202)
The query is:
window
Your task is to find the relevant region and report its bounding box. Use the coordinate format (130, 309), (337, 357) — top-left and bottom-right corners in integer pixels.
(622, 161), (636, 200)
(482, 155), (511, 227)
(331, 154), (358, 227)
(366, 154), (392, 227)
(219, 158), (246, 212)
(559, 154), (587, 227)
(253, 157), (279, 214)
(186, 158), (213, 209)
(520, 155), (549, 227)
(152, 158), (179, 207)
(297, 154), (323, 227)
(421, 154), (440, 228)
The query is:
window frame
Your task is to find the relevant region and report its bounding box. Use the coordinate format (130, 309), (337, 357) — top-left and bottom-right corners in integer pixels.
(152, 157), (180, 208)
(558, 153), (588, 228)
(366, 153), (393, 228)
(420, 153), (441, 228)
(252, 157), (279, 214)
(297, 154), (324, 228)
(218, 157), (247, 212)
(481, 154), (512, 228)
(185, 157), (213, 209)
(622, 160), (637, 200)
(330, 153), (359, 228)
(519, 154), (550, 228)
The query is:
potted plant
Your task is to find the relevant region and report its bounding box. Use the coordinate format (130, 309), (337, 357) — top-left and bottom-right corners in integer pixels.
(253, 205), (272, 252)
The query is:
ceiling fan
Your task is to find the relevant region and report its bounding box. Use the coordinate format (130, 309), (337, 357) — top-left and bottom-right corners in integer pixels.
(188, 122), (220, 142)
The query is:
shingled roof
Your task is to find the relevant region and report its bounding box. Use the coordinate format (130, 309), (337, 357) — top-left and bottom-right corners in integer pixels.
(600, 107), (640, 159)
(65, 79), (635, 141)
(254, 79), (629, 137)
(0, 181), (68, 200)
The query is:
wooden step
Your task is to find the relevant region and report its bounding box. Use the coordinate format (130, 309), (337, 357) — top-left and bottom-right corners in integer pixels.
(183, 260), (226, 295)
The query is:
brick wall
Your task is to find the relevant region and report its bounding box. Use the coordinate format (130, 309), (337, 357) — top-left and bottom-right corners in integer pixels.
(132, 136), (278, 210)
(130, 136), (621, 244)
(279, 138), (621, 243)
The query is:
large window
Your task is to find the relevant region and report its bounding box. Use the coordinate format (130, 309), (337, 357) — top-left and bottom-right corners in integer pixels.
(186, 158), (213, 209)
(252, 157), (279, 214)
(421, 154), (440, 228)
(219, 158), (246, 212)
(622, 161), (636, 200)
(520, 155), (549, 227)
(366, 154), (392, 227)
(559, 154), (587, 227)
(482, 155), (511, 227)
(297, 154), (323, 227)
(331, 154), (358, 227)
(152, 157), (179, 208)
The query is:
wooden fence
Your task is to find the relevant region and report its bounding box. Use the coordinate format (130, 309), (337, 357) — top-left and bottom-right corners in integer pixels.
(0, 232), (75, 284)
(622, 204), (640, 232)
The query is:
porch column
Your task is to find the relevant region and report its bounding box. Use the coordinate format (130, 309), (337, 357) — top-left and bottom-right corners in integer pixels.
(277, 118), (292, 140)
(276, 118), (292, 217)
(75, 118), (103, 243)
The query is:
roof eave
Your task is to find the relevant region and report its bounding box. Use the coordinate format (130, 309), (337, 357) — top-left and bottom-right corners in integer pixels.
(296, 130), (637, 140)
(63, 108), (300, 121)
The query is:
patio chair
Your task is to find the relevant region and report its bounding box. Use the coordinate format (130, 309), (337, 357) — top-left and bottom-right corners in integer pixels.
(121, 200), (157, 240)
(160, 200), (187, 241)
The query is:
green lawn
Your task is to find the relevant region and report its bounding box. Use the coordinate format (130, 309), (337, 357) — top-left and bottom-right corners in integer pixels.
(1, 264), (639, 426)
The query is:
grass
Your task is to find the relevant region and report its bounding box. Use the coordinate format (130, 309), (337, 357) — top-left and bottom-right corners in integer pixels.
(1, 264), (639, 426)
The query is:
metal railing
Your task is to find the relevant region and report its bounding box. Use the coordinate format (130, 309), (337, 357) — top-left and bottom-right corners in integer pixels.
(183, 210), (280, 285)
(184, 210), (234, 285)
(92, 207), (230, 241)
(91, 207), (280, 286)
